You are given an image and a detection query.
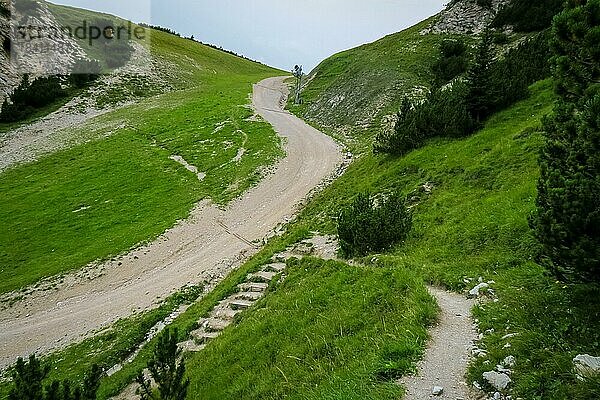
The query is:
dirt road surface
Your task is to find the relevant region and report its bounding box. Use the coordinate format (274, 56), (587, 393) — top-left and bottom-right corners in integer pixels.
(0, 76), (343, 369)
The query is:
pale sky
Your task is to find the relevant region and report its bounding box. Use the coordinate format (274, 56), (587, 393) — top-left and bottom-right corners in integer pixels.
(49, 0), (446, 72)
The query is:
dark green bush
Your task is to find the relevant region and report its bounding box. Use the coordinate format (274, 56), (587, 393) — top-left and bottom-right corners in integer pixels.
(432, 39), (469, 86)
(375, 28), (552, 157)
(2, 35), (10, 55)
(17, 76), (66, 108)
(492, 0), (564, 32)
(492, 31), (510, 45)
(375, 83), (475, 155)
(0, 75), (68, 123)
(137, 328), (189, 400)
(533, 0), (600, 283)
(466, 29), (495, 124)
(0, 2), (10, 18)
(488, 31), (552, 113)
(8, 354), (101, 400)
(337, 192), (412, 257)
(476, 0), (492, 8)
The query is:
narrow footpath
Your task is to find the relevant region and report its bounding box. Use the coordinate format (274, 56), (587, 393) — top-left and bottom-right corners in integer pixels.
(400, 287), (477, 399)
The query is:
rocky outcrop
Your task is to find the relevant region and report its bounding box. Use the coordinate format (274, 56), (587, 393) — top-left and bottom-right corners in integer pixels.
(421, 0), (510, 35)
(1, 0), (87, 104)
(0, 0), (18, 101)
(483, 370), (512, 391)
(11, 1), (86, 74)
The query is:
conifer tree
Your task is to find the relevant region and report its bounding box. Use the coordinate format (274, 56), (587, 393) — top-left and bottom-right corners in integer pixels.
(8, 355), (49, 400)
(533, 0), (600, 282)
(466, 29), (495, 123)
(137, 328), (189, 400)
(8, 355), (102, 400)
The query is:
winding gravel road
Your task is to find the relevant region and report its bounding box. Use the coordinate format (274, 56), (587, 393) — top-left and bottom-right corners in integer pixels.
(0, 76), (343, 369)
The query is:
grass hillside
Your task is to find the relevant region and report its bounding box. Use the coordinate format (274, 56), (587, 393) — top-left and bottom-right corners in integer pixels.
(176, 80), (598, 399)
(288, 18), (467, 149)
(281, 13), (599, 398)
(0, 4), (284, 294)
(2, 3), (598, 400)
(4, 78), (596, 400)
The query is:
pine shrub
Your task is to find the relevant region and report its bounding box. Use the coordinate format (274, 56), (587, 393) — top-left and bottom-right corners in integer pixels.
(337, 192), (412, 258)
(432, 39), (469, 86)
(532, 0), (600, 283)
(8, 355), (101, 400)
(493, 0), (565, 32)
(0, 75), (68, 122)
(136, 328), (189, 400)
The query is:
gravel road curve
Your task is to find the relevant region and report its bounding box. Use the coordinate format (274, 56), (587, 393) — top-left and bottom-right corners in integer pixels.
(0, 76), (343, 369)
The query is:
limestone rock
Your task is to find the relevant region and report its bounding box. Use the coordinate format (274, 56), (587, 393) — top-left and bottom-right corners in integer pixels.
(0, 0), (88, 104)
(503, 355), (516, 368)
(420, 0), (510, 36)
(468, 282), (489, 298)
(483, 371), (511, 391)
(573, 354), (600, 380)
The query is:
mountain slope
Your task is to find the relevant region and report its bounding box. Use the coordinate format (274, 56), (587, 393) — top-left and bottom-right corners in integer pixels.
(1, 2), (598, 400)
(0, 3), (285, 294)
(275, 1), (599, 398)
(289, 19), (444, 146)
(289, 0), (512, 148)
(178, 80), (595, 400)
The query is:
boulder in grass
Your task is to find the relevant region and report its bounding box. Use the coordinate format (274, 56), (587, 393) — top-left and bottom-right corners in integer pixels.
(573, 354), (600, 380)
(468, 282), (489, 298)
(483, 371), (511, 391)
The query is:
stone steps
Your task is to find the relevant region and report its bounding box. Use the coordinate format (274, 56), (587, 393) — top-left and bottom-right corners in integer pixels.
(264, 263), (286, 273)
(212, 306), (240, 320)
(239, 282), (269, 292)
(248, 270), (277, 283)
(234, 291), (263, 301)
(204, 318), (230, 332)
(176, 262), (287, 355)
(190, 329), (221, 344)
(229, 299), (254, 310)
(178, 340), (206, 353)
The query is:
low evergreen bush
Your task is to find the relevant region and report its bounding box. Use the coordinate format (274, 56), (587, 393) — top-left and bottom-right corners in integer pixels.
(493, 0), (564, 32)
(0, 75), (68, 123)
(337, 192), (412, 257)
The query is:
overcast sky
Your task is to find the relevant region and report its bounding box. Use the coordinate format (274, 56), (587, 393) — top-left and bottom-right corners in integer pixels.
(49, 0), (446, 72)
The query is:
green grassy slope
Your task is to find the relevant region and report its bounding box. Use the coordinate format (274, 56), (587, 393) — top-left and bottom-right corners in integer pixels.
(288, 18), (468, 149)
(287, 80), (598, 398)
(186, 259), (436, 400)
(158, 80), (597, 399)
(3, 72), (596, 400)
(0, 6), (285, 294)
(2, 3), (598, 399)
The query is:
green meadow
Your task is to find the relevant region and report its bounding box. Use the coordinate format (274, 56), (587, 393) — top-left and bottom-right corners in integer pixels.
(0, 24), (284, 294)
